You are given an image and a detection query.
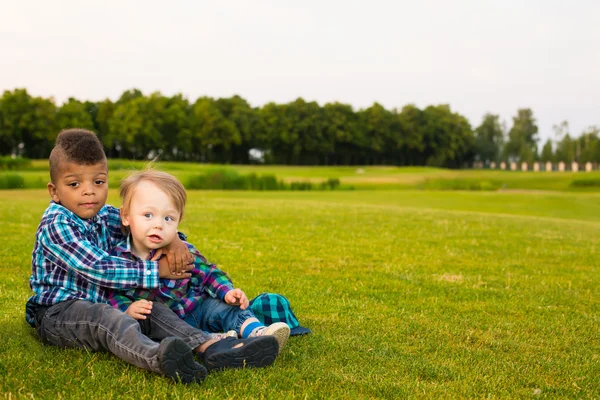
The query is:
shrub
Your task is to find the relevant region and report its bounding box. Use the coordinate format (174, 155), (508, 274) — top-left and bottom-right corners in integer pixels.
(0, 173), (25, 189)
(290, 182), (313, 191)
(186, 170), (284, 191)
(570, 178), (600, 188)
(0, 157), (32, 170)
(419, 178), (501, 191)
(320, 178), (341, 190)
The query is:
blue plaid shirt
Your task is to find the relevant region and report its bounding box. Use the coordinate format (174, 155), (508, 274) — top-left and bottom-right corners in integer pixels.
(108, 236), (234, 318)
(25, 201), (160, 326)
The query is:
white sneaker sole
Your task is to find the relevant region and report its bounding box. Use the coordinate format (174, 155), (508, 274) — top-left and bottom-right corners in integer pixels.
(264, 322), (291, 350)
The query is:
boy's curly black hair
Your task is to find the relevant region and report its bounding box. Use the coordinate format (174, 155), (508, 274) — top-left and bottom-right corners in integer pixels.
(49, 128), (107, 182)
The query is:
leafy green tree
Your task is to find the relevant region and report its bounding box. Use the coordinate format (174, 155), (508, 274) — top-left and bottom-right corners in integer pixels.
(358, 102), (395, 165)
(215, 96), (256, 164)
(553, 121), (575, 163)
(474, 114), (504, 163)
(0, 89), (58, 157)
(555, 134), (575, 163)
(116, 88), (144, 105)
(0, 89), (32, 156)
(505, 108), (539, 163)
(161, 94), (191, 161)
(95, 99), (115, 152)
(540, 139), (554, 162)
(286, 98), (326, 165)
(421, 104), (474, 168)
(579, 126), (600, 163)
(189, 97), (240, 163)
(83, 101), (100, 131)
(56, 98), (94, 131)
(322, 102), (362, 165)
(396, 105), (426, 166)
(23, 96), (58, 159)
(107, 92), (168, 159)
(258, 102), (295, 164)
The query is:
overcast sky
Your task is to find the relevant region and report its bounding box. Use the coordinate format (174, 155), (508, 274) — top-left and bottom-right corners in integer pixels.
(1, 0), (599, 142)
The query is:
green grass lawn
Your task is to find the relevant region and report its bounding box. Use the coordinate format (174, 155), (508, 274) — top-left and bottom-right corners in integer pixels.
(1, 189), (599, 398)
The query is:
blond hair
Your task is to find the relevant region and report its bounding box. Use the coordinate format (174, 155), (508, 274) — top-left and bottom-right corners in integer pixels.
(120, 169), (187, 233)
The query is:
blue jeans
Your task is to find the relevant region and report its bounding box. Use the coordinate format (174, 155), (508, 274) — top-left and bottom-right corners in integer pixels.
(32, 299), (211, 373)
(183, 298), (255, 334)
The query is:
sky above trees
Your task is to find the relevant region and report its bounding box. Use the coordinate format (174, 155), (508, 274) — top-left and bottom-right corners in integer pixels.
(1, 0), (598, 142)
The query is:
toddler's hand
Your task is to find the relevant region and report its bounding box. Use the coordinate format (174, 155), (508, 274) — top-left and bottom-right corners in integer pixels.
(224, 288), (249, 310)
(125, 299), (153, 320)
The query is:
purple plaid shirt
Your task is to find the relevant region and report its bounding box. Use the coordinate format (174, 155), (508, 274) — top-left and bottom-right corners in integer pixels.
(107, 237), (234, 318)
(25, 202), (160, 326)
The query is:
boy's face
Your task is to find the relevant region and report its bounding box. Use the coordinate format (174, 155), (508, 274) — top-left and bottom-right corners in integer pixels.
(47, 161), (108, 219)
(121, 180), (180, 258)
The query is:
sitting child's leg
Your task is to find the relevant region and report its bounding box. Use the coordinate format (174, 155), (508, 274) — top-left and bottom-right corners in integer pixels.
(148, 301), (279, 370)
(240, 318), (290, 350)
(34, 299), (207, 383)
(186, 298), (290, 350)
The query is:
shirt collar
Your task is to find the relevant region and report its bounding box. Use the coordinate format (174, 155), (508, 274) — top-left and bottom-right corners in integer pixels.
(115, 235), (156, 261)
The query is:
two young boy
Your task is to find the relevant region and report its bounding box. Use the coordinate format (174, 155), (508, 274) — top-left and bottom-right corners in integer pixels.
(25, 129), (284, 383)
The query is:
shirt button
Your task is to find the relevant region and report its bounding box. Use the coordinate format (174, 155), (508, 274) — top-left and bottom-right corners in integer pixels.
(145, 269), (152, 276)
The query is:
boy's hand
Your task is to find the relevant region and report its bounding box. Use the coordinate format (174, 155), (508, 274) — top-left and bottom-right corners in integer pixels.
(125, 299), (153, 320)
(158, 256), (192, 279)
(224, 288), (249, 310)
(158, 235), (194, 275)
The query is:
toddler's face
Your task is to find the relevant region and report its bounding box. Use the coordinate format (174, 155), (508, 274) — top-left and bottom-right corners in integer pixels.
(48, 161), (108, 219)
(122, 180), (181, 258)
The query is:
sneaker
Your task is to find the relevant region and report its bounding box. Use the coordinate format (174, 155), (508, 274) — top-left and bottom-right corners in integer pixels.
(158, 337), (207, 384)
(250, 322), (290, 350)
(202, 336), (279, 371)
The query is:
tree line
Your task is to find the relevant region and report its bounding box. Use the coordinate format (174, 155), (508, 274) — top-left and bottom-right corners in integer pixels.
(0, 88), (598, 166)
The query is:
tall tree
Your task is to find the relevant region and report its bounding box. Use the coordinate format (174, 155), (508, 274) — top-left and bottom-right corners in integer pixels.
(421, 104), (474, 168)
(215, 96), (256, 164)
(474, 114), (504, 163)
(0, 89), (33, 156)
(579, 126), (600, 163)
(555, 134), (575, 163)
(189, 97), (240, 163)
(396, 104), (426, 166)
(161, 94), (191, 161)
(287, 98), (326, 165)
(505, 108), (539, 163)
(358, 102), (395, 165)
(540, 139), (554, 162)
(56, 98), (95, 131)
(258, 102), (295, 164)
(552, 121), (575, 163)
(0, 89), (58, 157)
(107, 92), (167, 159)
(95, 99), (115, 153)
(322, 102), (362, 165)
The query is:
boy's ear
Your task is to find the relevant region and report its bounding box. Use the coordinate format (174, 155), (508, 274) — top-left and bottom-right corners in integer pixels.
(120, 208), (130, 227)
(47, 182), (59, 203)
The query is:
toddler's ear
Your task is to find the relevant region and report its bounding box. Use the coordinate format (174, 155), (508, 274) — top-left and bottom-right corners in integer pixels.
(47, 182), (59, 203)
(120, 208), (130, 226)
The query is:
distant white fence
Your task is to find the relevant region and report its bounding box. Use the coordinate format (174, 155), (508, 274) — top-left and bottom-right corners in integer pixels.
(473, 161), (598, 172)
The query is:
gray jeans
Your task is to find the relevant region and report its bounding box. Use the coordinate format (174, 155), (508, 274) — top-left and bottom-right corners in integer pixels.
(32, 299), (211, 373)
